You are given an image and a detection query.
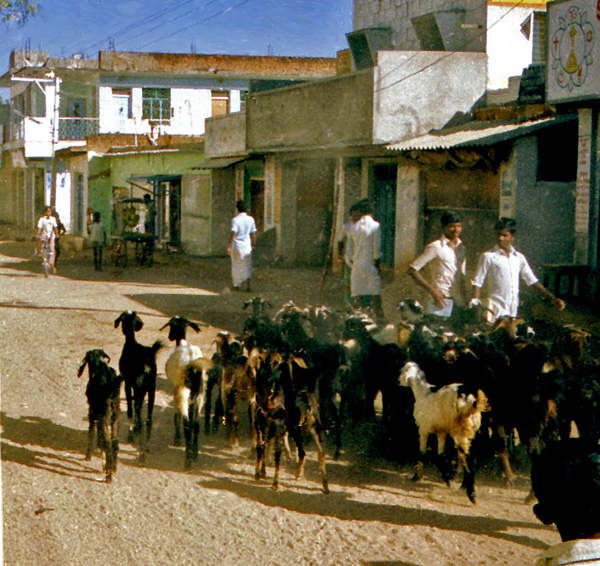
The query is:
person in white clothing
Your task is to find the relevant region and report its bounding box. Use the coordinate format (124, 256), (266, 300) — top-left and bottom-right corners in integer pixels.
(227, 200), (257, 291)
(531, 440), (600, 566)
(470, 217), (564, 320)
(345, 199), (384, 319)
(36, 206), (59, 274)
(408, 211), (467, 317)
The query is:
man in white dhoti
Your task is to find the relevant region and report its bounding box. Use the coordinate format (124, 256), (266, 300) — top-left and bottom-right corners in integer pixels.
(345, 200), (384, 319)
(227, 200), (257, 291)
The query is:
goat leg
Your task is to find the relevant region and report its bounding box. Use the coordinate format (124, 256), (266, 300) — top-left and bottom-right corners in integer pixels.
(311, 427), (329, 494)
(124, 380), (134, 441)
(85, 417), (96, 460)
(146, 382), (156, 442)
(272, 434), (282, 491)
(173, 413), (183, 446)
(460, 450), (477, 504)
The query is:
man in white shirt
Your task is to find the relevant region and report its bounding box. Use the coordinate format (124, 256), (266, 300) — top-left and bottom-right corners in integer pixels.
(532, 440), (600, 566)
(36, 206), (59, 274)
(408, 211), (467, 317)
(345, 199), (383, 319)
(227, 200), (257, 292)
(470, 217), (564, 320)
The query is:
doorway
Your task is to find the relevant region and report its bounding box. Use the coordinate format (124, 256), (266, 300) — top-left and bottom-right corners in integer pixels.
(372, 164), (397, 267)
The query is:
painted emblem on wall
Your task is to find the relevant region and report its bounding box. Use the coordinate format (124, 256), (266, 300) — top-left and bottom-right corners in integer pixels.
(551, 5), (595, 91)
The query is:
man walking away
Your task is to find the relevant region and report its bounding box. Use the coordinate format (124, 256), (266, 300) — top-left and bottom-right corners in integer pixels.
(227, 200), (257, 292)
(345, 199), (384, 320)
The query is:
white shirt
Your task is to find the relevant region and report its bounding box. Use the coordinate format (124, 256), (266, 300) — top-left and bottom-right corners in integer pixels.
(89, 221), (106, 244)
(231, 212), (257, 252)
(345, 215), (382, 296)
(536, 539), (600, 566)
(37, 215), (57, 240)
(471, 245), (538, 317)
(410, 236), (466, 301)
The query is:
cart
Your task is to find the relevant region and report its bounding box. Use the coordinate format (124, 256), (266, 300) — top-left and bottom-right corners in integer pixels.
(110, 235), (128, 267)
(110, 196), (156, 267)
(109, 233), (155, 267)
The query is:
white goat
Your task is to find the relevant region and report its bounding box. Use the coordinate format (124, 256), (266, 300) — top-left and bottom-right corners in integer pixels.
(399, 361), (489, 502)
(161, 317), (204, 444)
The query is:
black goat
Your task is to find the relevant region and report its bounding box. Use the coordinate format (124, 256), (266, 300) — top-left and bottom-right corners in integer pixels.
(254, 351), (329, 493)
(78, 349), (123, 482)
(342, 315), (407, 430)
(114, 311), (162, 456)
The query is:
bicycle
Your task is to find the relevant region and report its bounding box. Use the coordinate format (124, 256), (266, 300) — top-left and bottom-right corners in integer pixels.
(37, 237), (55, 277)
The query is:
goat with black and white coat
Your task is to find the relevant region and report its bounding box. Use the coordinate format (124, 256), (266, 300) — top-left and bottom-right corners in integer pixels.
(161, 316), (213, 468)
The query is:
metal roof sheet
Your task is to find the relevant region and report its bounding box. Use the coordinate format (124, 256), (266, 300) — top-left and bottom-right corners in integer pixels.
(385, 115), (576, 152)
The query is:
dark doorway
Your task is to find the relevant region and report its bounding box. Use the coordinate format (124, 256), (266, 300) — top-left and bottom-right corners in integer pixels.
(249, 179), (265, 233)
(372, 164), (397, 267)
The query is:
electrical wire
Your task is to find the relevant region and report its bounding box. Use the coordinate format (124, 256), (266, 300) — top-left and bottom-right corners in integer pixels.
(136, 0), (254, 51)
(376, 0), (529, 92)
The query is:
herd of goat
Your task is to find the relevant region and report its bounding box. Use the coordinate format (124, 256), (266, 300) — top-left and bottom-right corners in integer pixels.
(77, 297), (600, 504)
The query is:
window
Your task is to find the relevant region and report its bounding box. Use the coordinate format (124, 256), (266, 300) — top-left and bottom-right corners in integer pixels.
(112, 88), (132, 119)
(211, 90), (230, 116)
(240, 90), (248, 110)
(142, 88), (171, 122)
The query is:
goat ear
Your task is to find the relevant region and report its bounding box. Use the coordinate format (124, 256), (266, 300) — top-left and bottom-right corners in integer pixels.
(114, 314), (124, 328)
(159, 320), (171, 331)
(100, 350), (111, 364)
(189, 322), (201, 333)
(134, 316), (143, 332)
(77, 357), (88, 378)
(243, 300), (251, 309)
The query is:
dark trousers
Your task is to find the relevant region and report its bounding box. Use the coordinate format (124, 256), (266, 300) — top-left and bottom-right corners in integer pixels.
(92, 244), (103, 270)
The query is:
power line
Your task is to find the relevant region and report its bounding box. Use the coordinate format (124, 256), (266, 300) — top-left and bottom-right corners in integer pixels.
(116, 0), (223, 51)
(137, 0), (254, 51)
(70, 0), (197, 56)
(376, 0), (529, 93)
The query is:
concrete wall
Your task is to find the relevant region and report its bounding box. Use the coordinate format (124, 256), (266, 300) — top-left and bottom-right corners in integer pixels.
(181, 173), (212, 255)
(210, 168), (237, 256)
(353, 0), (486, 52)
(373, 51), (487, 143)
(205, 112), (246, 157)
(246, 71), (374, 151)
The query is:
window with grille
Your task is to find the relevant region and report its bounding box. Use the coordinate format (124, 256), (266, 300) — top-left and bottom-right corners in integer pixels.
(142, 88), (171, 122)
(211, 90), (230, 116)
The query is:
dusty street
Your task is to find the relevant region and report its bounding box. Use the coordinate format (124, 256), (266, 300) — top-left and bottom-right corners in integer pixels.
(1, 237), (560, 566)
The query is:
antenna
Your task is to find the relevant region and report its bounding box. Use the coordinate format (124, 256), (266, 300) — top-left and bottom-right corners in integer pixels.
(267, 43), (274, 56)
(108, 37), (116, 52)
(190, 41), (196, 54)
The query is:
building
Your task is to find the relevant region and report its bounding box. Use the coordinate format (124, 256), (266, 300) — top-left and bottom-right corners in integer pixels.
(204, 0), (581, 291)
(0, 49), (337, 241)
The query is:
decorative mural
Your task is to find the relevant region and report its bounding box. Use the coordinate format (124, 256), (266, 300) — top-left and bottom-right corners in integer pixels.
(548, 0), (600, 102)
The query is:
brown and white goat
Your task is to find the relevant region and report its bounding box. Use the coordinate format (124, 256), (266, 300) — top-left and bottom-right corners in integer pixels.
(399, 361), (489, 503)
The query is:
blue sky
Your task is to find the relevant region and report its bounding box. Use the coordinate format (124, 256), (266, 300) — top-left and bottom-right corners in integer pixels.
(1, 0), (354, 66)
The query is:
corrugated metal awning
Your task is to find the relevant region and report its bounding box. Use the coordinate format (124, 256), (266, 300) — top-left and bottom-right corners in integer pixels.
(386, 115), (576, 152)
(193, 156), (246, 169)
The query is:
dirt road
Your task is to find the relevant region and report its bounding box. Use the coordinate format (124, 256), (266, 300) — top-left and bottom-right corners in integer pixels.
(0, 239), (559, 566)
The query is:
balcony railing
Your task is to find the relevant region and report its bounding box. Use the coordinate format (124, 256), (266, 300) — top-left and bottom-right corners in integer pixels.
(58, 117), (100, 140)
